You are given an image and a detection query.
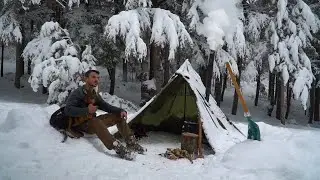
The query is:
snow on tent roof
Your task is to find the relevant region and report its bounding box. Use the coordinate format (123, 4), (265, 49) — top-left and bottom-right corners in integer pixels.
(110, 60), (245, 154)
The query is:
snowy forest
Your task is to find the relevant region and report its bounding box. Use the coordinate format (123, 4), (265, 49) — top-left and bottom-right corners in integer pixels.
(1, 0), (320, 178)
(1, 0), (319, 124)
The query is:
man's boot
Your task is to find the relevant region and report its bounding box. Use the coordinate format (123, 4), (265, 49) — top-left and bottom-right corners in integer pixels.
(113, 140), (136, 161)
(126, 136), (147, 154)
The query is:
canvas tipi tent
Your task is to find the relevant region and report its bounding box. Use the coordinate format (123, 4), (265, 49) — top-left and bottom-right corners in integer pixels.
(112, 60), (245, 153)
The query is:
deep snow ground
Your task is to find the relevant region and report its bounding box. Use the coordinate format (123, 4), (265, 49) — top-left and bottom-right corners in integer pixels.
(1, 60), (320, 179)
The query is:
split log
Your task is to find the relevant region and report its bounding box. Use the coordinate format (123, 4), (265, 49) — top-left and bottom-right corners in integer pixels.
(181, 132), (198, 158)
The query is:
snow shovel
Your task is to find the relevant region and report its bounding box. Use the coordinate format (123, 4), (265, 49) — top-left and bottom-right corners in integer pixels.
(226, 62), (261, 141)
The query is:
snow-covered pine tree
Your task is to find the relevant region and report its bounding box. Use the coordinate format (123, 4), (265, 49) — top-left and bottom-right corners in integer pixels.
(266, 0), (320, 114)
(23, 21), (96, 104)
(0, 8), (22, 45)
(104, 7), (193, 90)
(81, 45), (97, 72)
(0, 0), (53, 87)
(242, 1), (271, 106)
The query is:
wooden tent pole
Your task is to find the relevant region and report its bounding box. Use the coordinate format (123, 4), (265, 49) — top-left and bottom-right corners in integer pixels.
(198, 117), (204, 158)
(184, 82), (187, 122)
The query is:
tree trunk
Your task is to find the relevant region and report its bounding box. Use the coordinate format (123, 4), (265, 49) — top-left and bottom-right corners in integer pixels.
(108, 67), (116, 95)
(314, 75), (320, 122)
(28, 20), (34, 75)
(205, 51), (215, 102)
(15, 42), (24, 88)
(221, 72), (227, 102)
(267, 72), (276, 116)
(21, 56), (24, 75)
(15, 26), (26, 88)
(149, 42), (162, 92)
(254, 67), (261, 106)
(122, 58), (127, 82)
(309, 80), (315, 123)
(276, 73), (285, 124)
(149, 45), (155, 80)
(275, 74), (280, 118)
(162, 46), (170, 86)
(199, 66), (207, 87)
(42, 86), (48, 94)
(1, 43), (4, 77)
(214, 76), (222, 107)
(285, 82), (292, 119)
(163, 57), (170, 86)
(231, 56), (242, 115)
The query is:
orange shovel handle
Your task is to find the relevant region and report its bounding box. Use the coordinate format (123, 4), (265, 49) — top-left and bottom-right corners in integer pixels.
(226, 62), (250, 115)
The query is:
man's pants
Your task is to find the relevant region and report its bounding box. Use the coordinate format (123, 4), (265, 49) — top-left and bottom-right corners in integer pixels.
(74, 114), (133, 150)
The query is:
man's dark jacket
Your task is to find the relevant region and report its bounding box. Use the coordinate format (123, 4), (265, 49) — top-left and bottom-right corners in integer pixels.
(64, 86), (124, 117)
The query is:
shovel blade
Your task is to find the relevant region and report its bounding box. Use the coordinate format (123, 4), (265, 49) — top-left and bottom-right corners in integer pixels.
(246, 116), (261, 141)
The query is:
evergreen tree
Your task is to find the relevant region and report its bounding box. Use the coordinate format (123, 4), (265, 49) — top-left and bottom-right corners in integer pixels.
(23, 21), (96, 104)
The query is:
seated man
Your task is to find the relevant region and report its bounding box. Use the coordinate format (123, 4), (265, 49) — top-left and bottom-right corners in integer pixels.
(64, 69), (145, 160)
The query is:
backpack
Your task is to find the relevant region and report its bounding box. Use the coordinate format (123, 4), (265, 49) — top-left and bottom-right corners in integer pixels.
(50, 107), (68, 130)
(49, 106), (70, 142)
(50, 106), (85, 143)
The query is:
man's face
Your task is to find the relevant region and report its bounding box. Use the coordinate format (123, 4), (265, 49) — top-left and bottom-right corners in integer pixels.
(85, 72), (100, 87)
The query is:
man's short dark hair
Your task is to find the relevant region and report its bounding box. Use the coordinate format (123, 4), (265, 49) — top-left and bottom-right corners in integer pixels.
(85, 69), (100, 77)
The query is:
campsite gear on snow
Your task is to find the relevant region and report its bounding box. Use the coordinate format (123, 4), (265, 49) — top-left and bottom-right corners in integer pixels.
(119, 60), (244, 154)
(49, 106), (86, 142)
(49, 106), (74, 143)
(50, 106), (68, 131)
(159, 148), (194, 163)
(182, 121), (198, 134)
(226, 62), (261, 141)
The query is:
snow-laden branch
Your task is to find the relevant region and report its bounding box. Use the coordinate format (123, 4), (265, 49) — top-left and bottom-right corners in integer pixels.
(216, 48), (238, 77)
(105, 9), (150, 62)
(0, 10), (22, 45)
(186, 0), (243, 52)
(185, 0), (244, 79)
(25, 22), (96, 104)
(68, 0), (80, 9)
(4, 0), (41, 5)
(246, 12), (270, 41)
(151, 8), (193, 61)
(22, 22), (69, 66)
(105, 8), (193, 62)
(81, 45), (97, 72)
(196, 9), (230, 51)
(266, 0), (320, 109)
(125, 0), (152, 10)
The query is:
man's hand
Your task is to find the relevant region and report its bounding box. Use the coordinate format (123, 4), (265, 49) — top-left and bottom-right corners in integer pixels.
(120, 111), (127, 119)
(88, 104), (97, 114)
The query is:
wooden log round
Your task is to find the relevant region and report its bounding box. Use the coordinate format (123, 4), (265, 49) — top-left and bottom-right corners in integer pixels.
(181, 132), (199, 157)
